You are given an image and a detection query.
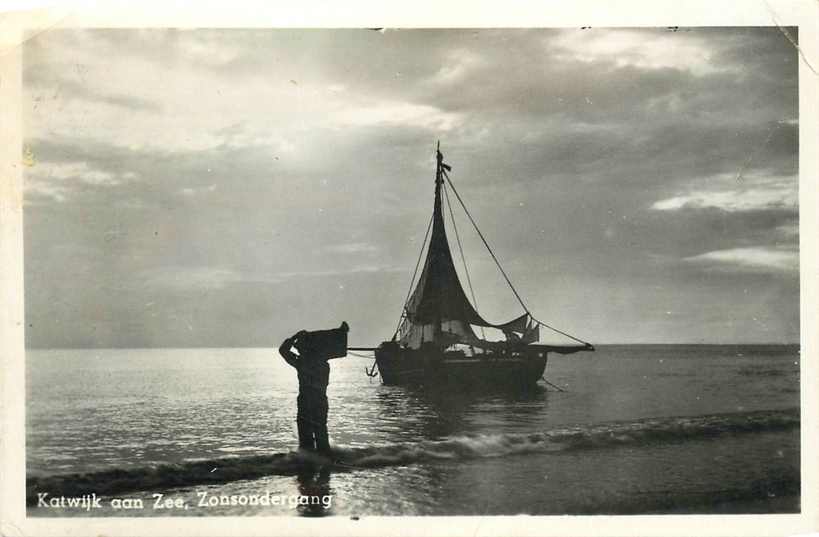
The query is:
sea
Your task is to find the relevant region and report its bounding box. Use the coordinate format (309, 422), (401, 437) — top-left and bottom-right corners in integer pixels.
(25, 344), (801, 517)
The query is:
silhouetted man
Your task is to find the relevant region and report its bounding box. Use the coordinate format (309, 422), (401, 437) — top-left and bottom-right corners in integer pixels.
(279, 331), (331, 454)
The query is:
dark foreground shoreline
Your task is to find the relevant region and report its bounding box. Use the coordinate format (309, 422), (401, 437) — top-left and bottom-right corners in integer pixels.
(565, 475), (800, 515)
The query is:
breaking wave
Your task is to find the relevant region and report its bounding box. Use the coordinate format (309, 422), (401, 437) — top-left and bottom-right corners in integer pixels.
(26, 408), (798, 505)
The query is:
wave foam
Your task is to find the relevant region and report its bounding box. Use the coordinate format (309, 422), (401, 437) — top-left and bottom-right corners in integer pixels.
(27, 408), (798, 505)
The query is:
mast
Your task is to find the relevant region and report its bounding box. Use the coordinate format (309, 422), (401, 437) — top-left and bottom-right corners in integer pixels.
(432, 141), (444, 341)
(400, 142), (486, 349)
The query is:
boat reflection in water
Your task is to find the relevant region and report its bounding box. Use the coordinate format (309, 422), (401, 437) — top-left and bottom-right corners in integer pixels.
(372, 382), (551, 441)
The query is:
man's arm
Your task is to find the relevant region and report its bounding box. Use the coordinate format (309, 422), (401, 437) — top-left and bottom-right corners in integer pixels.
(279, 336), (299, 368)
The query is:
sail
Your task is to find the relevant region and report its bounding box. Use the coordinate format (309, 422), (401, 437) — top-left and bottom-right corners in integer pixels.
(405, 167), (489, 327)
(499, 313), (529, 334)
(401, 147), (530, 348)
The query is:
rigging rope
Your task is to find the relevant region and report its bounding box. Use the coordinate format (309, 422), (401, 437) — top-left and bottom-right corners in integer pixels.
(443, 182), (485, 339)
(441, 168), (592, 348)
(393, 212), (434, 339)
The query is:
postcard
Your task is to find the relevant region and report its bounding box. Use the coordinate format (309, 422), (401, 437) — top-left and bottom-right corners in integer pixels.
(1, 1), (817, 536)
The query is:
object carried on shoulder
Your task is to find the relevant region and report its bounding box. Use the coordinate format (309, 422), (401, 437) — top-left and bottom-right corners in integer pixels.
(297, 322), (349, 359)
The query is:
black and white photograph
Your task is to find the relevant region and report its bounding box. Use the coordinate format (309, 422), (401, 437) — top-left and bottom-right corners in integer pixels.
(1, 2), (818, 535)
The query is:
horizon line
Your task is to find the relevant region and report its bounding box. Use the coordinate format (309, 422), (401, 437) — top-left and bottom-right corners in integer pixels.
(24, 342), (802, 351)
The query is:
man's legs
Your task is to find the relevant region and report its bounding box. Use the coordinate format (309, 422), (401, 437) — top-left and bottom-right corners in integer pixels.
(297, 416), (315, 450)
(313, 397), (330, 454)
(296, 396), (315, 450)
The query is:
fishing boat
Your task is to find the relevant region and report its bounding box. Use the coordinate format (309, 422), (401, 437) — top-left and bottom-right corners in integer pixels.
(356, 143), (594, 387)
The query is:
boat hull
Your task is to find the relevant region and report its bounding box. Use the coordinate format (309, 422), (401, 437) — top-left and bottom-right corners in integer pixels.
(374, 343), (548, 388)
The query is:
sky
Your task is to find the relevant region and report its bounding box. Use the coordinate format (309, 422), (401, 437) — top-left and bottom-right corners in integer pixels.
(22, 27), (799, 347)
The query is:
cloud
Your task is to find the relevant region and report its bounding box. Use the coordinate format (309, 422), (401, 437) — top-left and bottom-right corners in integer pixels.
(333, 100), (463, 131)
(24, 181), (69, 203)
(142, 263), (404, 293)
(143, 266), (245, 290)
(651, 173), (797, 212)
(25, 31), (318, 153)
(651, 186), (797, 212)
(324, 242), (378, 254)
(44, 161), (118, 184)
(684, 247), (798, 273)
(775, 223), (799, 238)
(56, 79), (162, 112)
(551, 29), (736, 76)
(428, 48), (486, 85)
(24, 159), (139, 204)
(176, 32), (244, 66)
(179, 184), (217, 196)
(272, 265), (403, 280)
